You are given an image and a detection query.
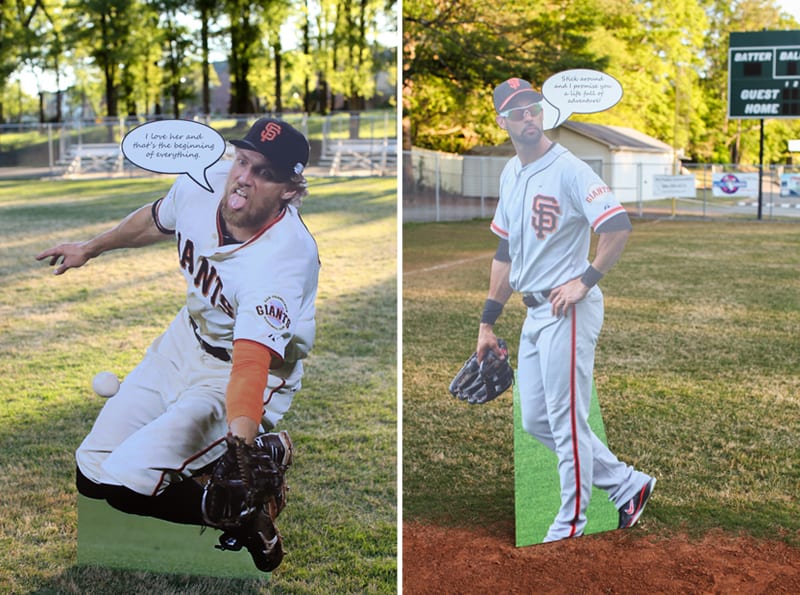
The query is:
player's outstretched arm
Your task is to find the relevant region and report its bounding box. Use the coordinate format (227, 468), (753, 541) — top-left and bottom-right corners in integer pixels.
(36, 203), (169, 275)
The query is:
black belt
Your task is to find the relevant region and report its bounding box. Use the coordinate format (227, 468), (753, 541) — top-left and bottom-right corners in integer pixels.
(522, 290), (551, 308)
(189, 317), (231, 362)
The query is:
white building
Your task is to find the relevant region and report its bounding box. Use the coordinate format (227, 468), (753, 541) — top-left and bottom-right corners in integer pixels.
(546, 121), (677, 203)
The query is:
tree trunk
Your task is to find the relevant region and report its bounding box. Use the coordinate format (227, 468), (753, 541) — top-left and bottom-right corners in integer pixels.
(274, 41), (282, 113)
(200, 4), (211, 116)
(303, 0), (311, 113)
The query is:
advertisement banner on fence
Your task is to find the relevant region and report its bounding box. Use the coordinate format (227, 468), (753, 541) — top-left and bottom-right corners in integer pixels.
(711, 172), (760, 197)
(780, 173), (800, 196)
(652, 175), (696, 199)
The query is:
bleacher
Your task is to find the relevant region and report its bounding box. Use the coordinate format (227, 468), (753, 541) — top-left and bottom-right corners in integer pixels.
(61, 143), (125, 176)
(318, 137), (397, 176)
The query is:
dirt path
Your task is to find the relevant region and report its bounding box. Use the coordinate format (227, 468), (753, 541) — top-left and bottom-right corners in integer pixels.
(403, 522), (800, 593)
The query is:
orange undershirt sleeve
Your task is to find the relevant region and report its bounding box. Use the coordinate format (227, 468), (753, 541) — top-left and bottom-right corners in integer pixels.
(225, 339), (273, 425)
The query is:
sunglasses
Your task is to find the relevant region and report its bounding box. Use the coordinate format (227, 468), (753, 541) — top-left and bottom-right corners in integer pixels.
(499, 102), (543, 121)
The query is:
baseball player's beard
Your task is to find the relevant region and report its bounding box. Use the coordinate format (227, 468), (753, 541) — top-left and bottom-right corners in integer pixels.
(512, 123), (544, 148)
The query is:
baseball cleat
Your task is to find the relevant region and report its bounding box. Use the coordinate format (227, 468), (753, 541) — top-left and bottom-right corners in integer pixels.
(216, 507), (284, 572)
(618, 477), (656, 529)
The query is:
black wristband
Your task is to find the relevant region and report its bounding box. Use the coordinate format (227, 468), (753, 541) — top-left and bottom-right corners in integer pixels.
(481, 299), (504, 325)
(580, 265), (604, 288)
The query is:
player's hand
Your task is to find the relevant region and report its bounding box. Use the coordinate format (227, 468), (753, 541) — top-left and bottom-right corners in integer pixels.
(477, 323), (503, 364)
(35, 242), (93, 275)
(548, 278), (590, 318)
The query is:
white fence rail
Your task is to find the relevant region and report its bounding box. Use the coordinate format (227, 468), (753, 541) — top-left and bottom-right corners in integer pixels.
(0, 112), (397, 178)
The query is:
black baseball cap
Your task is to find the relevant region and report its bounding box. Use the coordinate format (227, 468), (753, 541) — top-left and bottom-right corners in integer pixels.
(493, 78), (544, 113)
(229, 117), (310, 180)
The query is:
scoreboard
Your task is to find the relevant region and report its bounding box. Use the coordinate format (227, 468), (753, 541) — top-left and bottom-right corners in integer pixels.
(728, 30), (800, 119)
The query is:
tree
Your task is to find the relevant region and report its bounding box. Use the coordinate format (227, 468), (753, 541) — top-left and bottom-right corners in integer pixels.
(67, 0), (139, 118)
(225, 0), (262, 114)
(404, 0), (608, 152)
(195, 0), (221, 116)
(1, 1), (25, 121)
(150, 0), (197, 119)
(578, 0), (710, 155)
(702, 0), (800, 164)
(1, 0), (394, 122)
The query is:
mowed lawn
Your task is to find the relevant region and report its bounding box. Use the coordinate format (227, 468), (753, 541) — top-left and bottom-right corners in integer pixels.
(403, 218), (800, 543)
(0, 174), (397, 594)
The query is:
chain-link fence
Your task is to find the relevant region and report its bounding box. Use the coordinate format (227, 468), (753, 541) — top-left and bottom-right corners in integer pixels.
(402, 148), (800, 222)
(0, 111), (397, 178)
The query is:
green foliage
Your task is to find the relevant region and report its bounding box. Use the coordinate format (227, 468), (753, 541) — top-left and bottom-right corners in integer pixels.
(0, 175), (397, 593)
(404, 0), (800, 164)
(404, 0), (609, 153)
(403, 218), (800, 544)
(2, 0), (396, 121)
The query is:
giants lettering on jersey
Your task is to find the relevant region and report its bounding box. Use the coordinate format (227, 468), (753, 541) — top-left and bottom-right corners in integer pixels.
(531, 195), (560, 239)
(257, 296), (291, 331)
(585, 183), (612, 203)
(177, 232), (235, 317)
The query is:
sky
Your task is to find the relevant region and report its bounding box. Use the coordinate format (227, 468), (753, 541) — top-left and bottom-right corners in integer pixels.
(778, 0), (800, 21)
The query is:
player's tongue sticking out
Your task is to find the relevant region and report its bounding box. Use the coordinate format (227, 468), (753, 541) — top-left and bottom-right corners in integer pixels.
(229, 187), (247, 210)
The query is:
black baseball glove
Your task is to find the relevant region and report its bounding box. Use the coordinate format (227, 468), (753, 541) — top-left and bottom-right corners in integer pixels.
(201, 434), (288, 531)
(449, 338), (514, 404)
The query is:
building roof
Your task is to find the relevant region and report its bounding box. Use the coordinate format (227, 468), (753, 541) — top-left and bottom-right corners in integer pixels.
(465, 121), (673, 157)
(560, 121), (673, 153)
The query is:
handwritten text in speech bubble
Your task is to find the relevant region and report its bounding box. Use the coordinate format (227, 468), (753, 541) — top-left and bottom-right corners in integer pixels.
(541, 69), (623, 130)
(121, 120), (226, 192)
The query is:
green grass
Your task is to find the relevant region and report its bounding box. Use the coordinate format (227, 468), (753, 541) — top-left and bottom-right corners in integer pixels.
(0, 175), (397, 593)
(403, 218), (800, 545)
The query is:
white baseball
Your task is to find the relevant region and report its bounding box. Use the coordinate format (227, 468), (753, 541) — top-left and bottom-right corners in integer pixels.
(92, 371), (120, 398)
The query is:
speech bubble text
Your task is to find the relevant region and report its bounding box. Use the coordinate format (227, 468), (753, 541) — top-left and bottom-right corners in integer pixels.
(121, 120), (226, 192)
(541, 69), (623, 130)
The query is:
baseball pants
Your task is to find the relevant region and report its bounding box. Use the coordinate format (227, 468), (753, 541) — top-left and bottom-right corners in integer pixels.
(516, 286), (650, 542)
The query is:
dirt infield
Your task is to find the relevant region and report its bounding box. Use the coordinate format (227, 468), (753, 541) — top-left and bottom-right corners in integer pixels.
(403, 522), (800, 593)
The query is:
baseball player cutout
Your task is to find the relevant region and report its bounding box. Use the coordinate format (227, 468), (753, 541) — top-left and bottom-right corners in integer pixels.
(36, 118), (319, 571)
(476, 78), (656, 542)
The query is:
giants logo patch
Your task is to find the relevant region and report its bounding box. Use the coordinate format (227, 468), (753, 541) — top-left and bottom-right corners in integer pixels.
(260, 121), (282, 142)
(257, 296), (290, 330)
(531, 195), (560, 239)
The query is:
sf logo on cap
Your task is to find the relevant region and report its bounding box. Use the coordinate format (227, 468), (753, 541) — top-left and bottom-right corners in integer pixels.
(260, 122), (282, 142)
(508, 78), (522, 89)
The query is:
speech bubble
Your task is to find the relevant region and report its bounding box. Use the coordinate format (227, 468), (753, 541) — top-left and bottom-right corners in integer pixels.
(541, 69), (623, 130)
(121, 119), (226, 192)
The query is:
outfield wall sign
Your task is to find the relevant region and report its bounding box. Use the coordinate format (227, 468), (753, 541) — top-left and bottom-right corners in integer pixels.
(711, 172), (760, 197)
(652, 175), (696, 199)
(728, 30), (800, 119)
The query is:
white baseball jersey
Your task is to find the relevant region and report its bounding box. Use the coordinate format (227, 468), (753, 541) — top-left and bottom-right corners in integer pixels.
(154, 159), (319, 368)
(490, 143), (628, 293)
(76, 159), (320, 495)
